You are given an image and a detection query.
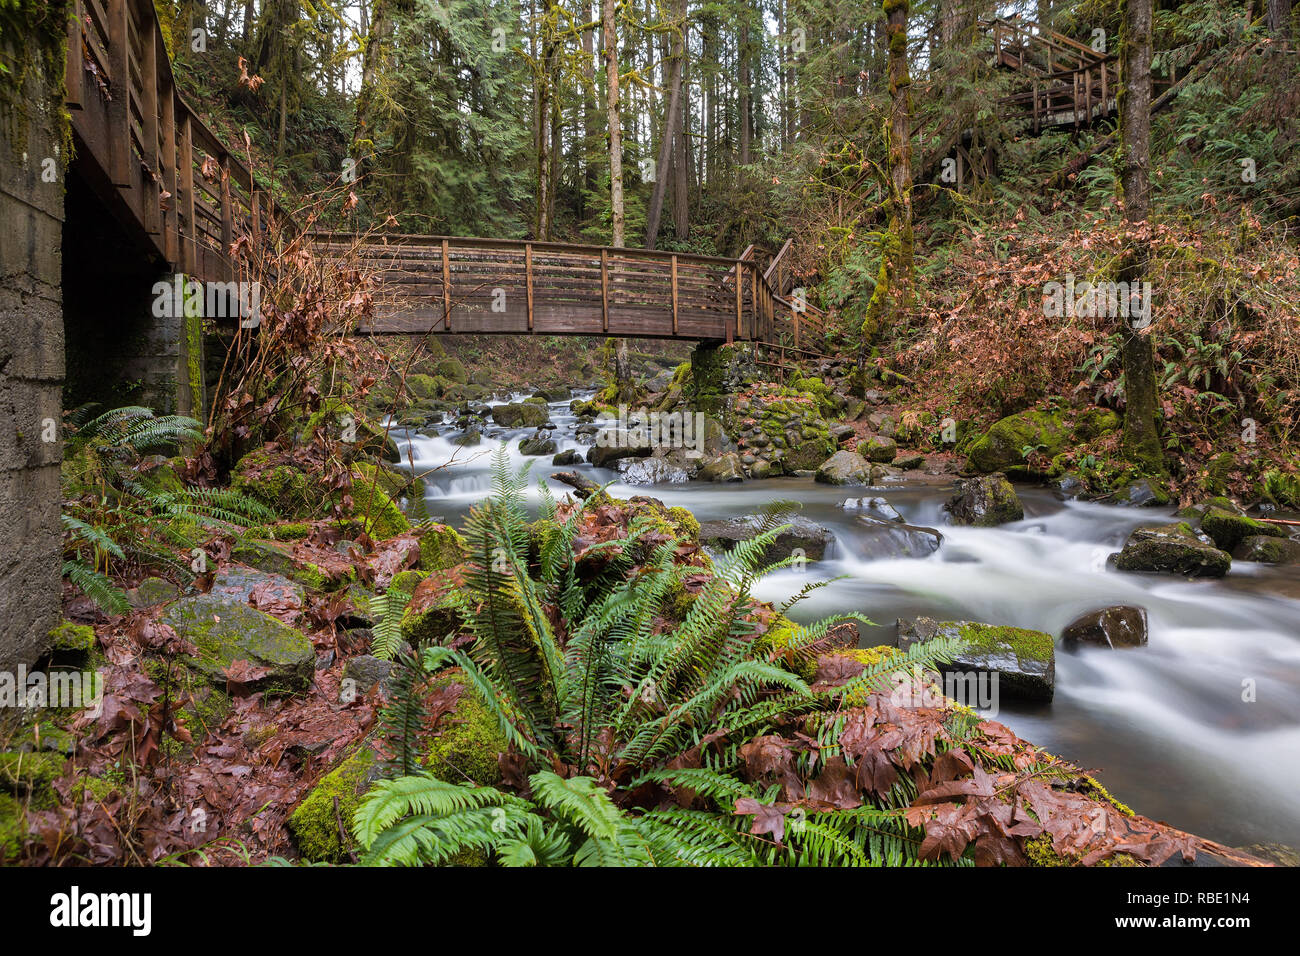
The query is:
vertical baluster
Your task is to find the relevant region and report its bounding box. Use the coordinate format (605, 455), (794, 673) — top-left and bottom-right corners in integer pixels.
(524, 243), (535, 331)
(441, 238), (453, 331)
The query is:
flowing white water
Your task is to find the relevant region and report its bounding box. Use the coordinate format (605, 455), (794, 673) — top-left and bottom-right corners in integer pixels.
(393, 396), (1300, 849)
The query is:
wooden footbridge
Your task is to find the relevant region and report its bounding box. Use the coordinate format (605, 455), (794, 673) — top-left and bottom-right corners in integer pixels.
(60, 3), (1136, 352)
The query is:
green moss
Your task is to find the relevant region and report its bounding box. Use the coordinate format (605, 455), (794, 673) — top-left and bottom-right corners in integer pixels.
(0, 752), (64, 808)
(0, 792), (27, 862)
(1025, 834), (1141, 867)
(424, 674), (509, 786)
(435, 357), (469, 384)
(293, 560), (358, 593)
(288, 746), (379, 863)
(666, 506), (700, 541)
(349, 474), (410, 540)
(417, 524), (468, 572)
(184, 302), (205, 419)
(389, 569), (428, 594)
(966, 409), (1072, 475)
(243, 521), (314, 541)
(405, 373), (443, 399)
(232, 448), (313, 517)
(1200, 506), (1285, 552)
(48, 620), (94, 655)
(956, 622), (1054, 665)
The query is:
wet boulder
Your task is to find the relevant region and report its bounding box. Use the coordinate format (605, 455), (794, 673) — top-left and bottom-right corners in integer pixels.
(698, 515), (834, 562)
(1061, 606), (1149, 650)
(699, 452), (745, 482)
(945, 473), (1024, 527)
(518, 436), (558, 456)
(492, 402), (549, 428)
(552, 449), (583, 466)
(1233, 535), (1300, 565)
(854, 516), (942, 560)
(897, 616), (1056, 702)
(1199, 506), (1287, 553)
(588, 437), (652, 469)
(815, 450), (874, 486)
(1112, 522), (1230, 578)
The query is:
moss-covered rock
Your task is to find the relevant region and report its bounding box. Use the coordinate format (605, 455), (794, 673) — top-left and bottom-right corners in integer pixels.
(1073, 407), (1121, 441)
(48, 621), (94, 657)
(436, 357), (469, 385)
(424, 672), (509, 786)
(162, 593), (315, 692)
(1233, 535), (1300, 564)
(405, 373), (443, 399)
(416, 524), (468, 572)
(1199, 506), (1286, 553)
(946, 474), (1024, 526)
(1113, 522), (1231, 578)
(231, 447), (313, 517)
(288, 745), (380, 863)
(966, 410), (1072, 474)
(0, 751), (65, 808)
(349, 471), (411, 541)
(400, 571), (466, 645)
(898, 617), (1055, 702)
(492, 402), (548, 428)
(861, 435), (897, 463)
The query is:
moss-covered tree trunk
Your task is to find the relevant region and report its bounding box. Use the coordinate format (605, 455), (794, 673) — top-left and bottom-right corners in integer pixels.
(1118, 0), (1165, 475)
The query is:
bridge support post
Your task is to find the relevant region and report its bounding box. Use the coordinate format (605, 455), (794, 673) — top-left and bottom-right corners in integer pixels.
(0, 16), (70, 667)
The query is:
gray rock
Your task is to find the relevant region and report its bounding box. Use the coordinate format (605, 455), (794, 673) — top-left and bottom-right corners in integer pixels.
(945, 473), (1024, 526)
(1061, 606), (1149, 650)
(342, 654), (395, 696)
(451, 427), (481, 447)
(588, 438), (652, 468)
(127, 576), (180, 608)
(1232, 535), (1300, 564)
(1114, 479), (1165, 508)
(897, 616), (1055, 702)
(492, 402), (549, 428)
(854, 516), (943, 560)
(698, 514), (834, 561)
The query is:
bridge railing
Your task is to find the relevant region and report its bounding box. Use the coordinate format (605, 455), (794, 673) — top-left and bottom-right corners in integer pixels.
(313, 234), (803, 347)
(66, 0), (288, 281)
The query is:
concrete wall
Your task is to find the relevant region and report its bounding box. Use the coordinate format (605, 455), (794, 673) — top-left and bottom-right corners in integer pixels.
(0, 25), (68, 667)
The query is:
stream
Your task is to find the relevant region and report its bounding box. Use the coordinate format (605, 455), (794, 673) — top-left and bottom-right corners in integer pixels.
(390, 391), (1300, 850)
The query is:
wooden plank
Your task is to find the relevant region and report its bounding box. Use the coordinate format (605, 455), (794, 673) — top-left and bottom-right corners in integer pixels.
(600, 249), (609, 332)
(107, 0), (131, 186)
(731, 260), (740, 345)
(219, 155), (233, 271)
(671, 254), (678, 335)
(66, 1), (84, 110)
(524, 243), (534, 331)
(140, 16), (160, 236)
(180, 112), (195, 274)
(160, 77), (177, 264)
(441, 238), (452, 331)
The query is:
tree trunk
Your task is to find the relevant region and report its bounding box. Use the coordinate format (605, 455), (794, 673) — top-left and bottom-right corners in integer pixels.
(645, 0), (685, 248)
(739, 15), (751, 166)
(603, 0), (624, 248)
(1118, 0), (1164, 474)
(1267, 0), (1292, 34)
(673, 6), (691, 242)
(885, 0), (914, 317)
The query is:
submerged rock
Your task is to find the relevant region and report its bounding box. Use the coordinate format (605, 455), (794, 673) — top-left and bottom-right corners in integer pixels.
(897, 616), (1056, 702)
(854, 516), (943, 560)
(1232, 534), (1300, 564)
(841, 496), (904, 522)
(492, 402), (549, 428)
(945, 473), (1024, 526)
(1112, 522), (1231, 578)
(1061, 606), (1149, 650)
(698, 515), (834, 561)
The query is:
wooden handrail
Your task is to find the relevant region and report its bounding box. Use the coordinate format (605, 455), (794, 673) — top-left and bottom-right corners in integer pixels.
(66, 0), (293, 282)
